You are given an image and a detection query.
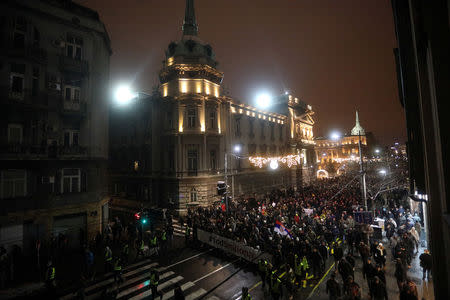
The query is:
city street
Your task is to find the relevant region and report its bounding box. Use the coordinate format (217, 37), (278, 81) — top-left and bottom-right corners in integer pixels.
(1, 0), (448, 299)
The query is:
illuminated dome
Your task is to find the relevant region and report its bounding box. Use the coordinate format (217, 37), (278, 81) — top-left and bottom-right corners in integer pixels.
(351, 110), (365, 136)
(164, 37), (217, 68)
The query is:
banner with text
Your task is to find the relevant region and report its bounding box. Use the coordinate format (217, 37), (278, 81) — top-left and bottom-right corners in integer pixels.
(197, 229), (272, 263)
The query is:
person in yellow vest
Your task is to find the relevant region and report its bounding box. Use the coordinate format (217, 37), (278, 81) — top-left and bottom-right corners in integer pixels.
(121, 243), (129, 265)
(45, 260), (56, 291)
(258, 259), (267, 287)
(300, 256), (313, 288)
(113, 257), (123, 284)
(150, 268), (163, 300)
(135, 238), (145, 261)
(185, 226), (191, 245)
(294, 254), (302, 286)
(150, 233), (158, 256)
(265, 262), (273, 289)
(161, 229), (167, 252)
(241, 286), (252, 300)
(285, 264), (296, 297)
(104, 246), (113, 273)
(270, 271), (282, 300)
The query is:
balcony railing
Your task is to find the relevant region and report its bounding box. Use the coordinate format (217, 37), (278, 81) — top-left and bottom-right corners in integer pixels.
(59, 55), (89, 75)
(61, 100), (87, 116)
(58, 145), (88, 156)
(0, 38), (47, 63)
(0, 86), (49, 108)
(0, 144), (88, 158)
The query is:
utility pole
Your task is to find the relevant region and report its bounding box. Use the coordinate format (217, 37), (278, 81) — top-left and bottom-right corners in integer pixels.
(358, 132), (367, 210)
(224, 153), (229, 213)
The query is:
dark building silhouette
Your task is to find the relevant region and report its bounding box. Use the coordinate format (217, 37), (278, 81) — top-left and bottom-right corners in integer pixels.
(0, 0), (111, 252)
(392, 0), (450, 298)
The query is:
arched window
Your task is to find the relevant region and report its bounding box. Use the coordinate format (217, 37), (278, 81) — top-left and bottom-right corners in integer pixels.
(190, 187), (198, 202)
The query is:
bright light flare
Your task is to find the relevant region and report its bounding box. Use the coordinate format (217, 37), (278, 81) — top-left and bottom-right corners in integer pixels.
(269, 160), (279, 170)
(379, 169), (387, 175)
(255, 93), (271, 109)
(330, 131), (341, 140)
(115, 85), (135, 105)
(233, 144), (241, 153)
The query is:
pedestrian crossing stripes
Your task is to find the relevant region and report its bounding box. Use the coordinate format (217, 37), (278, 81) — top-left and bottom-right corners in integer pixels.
(171, 219), (190, 237)
(60, 258), (212, 300)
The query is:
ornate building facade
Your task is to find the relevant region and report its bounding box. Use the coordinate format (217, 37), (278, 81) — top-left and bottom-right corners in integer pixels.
(314, 111), (368, 178)
(109, 0), (316, 214)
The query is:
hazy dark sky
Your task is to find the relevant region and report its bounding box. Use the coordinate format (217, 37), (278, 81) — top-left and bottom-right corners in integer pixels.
(75, 0), (406, 144)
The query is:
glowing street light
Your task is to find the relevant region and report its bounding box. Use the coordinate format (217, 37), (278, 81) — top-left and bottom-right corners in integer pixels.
(255, 93), (271, 109)
(375, 149), (380, 154)
(233, 144), (241, 153)
(269, 159), (279, 170)
(115, 85), (135, 105)
(379, 169), (387, 175)
(330, 131), (341, 141)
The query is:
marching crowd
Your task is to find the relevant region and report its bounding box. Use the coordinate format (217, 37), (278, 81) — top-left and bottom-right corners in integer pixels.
(0, 174), (432, 300)
(183, 176), (430, 300)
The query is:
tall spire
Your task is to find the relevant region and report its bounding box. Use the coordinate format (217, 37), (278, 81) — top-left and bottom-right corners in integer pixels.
(351, 110), (365, 135)
(183, 0), (198, 36)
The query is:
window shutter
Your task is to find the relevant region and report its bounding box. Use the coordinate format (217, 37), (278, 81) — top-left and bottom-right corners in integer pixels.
(81, 169), (87, 192)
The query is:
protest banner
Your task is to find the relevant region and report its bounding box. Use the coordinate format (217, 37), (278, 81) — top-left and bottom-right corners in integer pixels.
(197, 229), (272, 263)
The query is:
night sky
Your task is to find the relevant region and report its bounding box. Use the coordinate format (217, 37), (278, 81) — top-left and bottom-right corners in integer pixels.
(75, 0), (406, 144)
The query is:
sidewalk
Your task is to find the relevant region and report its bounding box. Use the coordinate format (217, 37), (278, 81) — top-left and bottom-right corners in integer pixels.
(310, 241), (435, 300)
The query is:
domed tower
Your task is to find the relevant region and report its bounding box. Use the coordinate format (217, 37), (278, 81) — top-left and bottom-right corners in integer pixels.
(159, 0), (223, 103)
(157, 0), (226, 212)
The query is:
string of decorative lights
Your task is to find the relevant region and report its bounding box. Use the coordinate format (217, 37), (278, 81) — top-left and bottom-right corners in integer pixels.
(248, 154), (302, 168)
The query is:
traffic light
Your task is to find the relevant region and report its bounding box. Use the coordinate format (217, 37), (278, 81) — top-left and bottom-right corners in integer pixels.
(217, 181), (227, 195)
(134, 213), (141, 220)
(141, 218), (148, 224)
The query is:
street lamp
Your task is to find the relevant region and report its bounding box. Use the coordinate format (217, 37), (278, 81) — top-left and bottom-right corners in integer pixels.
(379, 169), (387, 175)
(114, 85), (135, 105)
(269, 159), (279, 170)
(375, 149), (380, 154)
(330, 131), (341, 141)
(233, 144), (241, 154)
(255, 93), (272, 109)
(224, 144), (243, 213)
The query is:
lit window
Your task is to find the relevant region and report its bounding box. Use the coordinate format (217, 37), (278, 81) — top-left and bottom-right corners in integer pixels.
(180, 80), (188, 93)
(63, 130), (79, 147)
(66, 34), (83, 60)
(187, 108), (196, 128)
(209, 110), (216, 129)
(134, 161), (139, 171)
(61, 168), (81, 193)
(210, 150), (216, 170)
(190, 187), (198, 202)
(10, 63), (25, 99)
(1, 170), (27, 199)
(187, 149), (198, 176)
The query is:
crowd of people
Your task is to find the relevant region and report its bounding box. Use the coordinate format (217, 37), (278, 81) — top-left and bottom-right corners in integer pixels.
(0, 174), (432, 300)
(182, 175), (430, 300)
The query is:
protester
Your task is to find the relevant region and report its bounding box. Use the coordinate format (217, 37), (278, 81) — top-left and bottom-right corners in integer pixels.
(325, 273), (341, 300)
(419, 249), (432, 281)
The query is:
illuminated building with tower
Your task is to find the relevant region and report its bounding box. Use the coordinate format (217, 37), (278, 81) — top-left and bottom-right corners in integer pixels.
(109, 0), (316, 214)
(314, 111), (368, 178)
